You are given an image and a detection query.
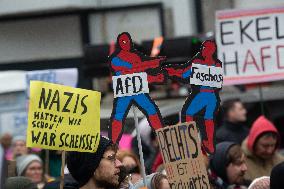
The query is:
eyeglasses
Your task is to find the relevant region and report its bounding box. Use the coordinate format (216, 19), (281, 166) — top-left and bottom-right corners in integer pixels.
(103, 153), (117, 163)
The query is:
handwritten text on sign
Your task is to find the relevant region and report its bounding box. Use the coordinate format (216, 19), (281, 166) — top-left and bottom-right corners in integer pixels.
(112, 73), (149, 98)
(190, 63), (223, 88)
(156, 122), (210, 189)
(27, 81), (101, 152)
(216, 7), (284, 85)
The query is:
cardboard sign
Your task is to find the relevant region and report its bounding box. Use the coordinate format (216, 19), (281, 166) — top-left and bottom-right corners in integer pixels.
(0, 112), (28, 137)
(156, 122), (210, 189)
(26, 81), (101, 152)
(163, 40), (222, 154)
(216, 7), (284, 85)
(109, 32), (165, 144)
(190, 63), (223, 88)
(112, 72), (149, 98)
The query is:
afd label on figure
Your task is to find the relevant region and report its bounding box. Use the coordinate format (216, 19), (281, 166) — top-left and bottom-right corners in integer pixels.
(190, 63), (223, 88)
(112, 72), (149, 98)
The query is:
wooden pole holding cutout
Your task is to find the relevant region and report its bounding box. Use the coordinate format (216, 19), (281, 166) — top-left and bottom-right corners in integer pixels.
(132, 106), (147, 187)
(60, 151), (66, 189)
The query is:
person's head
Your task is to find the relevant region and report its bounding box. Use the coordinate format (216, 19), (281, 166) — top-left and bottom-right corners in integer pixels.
(117, 150), (141, 175)
(270, 162), (284, 189)
(248, 176), (270, 189)
(134, 173), (170, 189)
(254, 132), (278, 160)
(210, 142), (247, 185)
(16, 154), (43, 184)
(0, 133), (12, 149)
(12, 136), (28, 157)
(247, 116), (279, 160)
(222, 99), (247, 123)
(225, 145), (247, 185)
(67, 136), (123, 188)
(4, 176), (37, 189)
(152, 173), (170, 189)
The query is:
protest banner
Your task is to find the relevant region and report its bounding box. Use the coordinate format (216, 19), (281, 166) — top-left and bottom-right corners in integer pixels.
(163, 40), (222, 154)
(156, 122), (210, 189)
(26, 81), (101, 152)
(109, 32), (166, 187)
(216, 7), (284, 85)
(108, 32), (165, 144)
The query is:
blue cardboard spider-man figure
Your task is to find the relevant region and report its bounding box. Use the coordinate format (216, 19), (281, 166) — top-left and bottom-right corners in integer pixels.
(164, 40), (222, 154)
(109, 32), (165, 144)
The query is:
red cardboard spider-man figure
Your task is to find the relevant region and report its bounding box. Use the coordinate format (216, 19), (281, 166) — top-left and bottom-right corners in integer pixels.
(164, 40), (223, 154)
(109, 32), (165, 144)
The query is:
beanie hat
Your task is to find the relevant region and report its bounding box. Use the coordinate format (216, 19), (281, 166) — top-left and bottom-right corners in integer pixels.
(16, 154), (42, 176)
(210, 141), (237, 182)
(4, 176), (37, 189)
(270, 162), (284, 189)
(248, 176), (270, 189)
(247, 116), (278, 152)
(67, 136), (113, 187)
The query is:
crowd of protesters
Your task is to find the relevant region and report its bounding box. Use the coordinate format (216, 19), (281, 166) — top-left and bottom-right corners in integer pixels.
(1, 99), (284, 189)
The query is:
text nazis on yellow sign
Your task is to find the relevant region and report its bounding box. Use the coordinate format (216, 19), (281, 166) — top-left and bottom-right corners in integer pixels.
(27, 81), (101, 153)
(156, 122), (210, 189)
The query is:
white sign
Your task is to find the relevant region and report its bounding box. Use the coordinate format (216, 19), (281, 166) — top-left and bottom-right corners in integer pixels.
(26, 68), (78, 97)
(112, 73), (149, 98)
(0, 111), (27, 137)
(216, 7), (284, 85)
(190, 63), (223, 88)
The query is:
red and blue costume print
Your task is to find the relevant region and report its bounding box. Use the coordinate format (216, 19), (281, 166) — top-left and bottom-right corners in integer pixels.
(164, 40), (222, 154)
(109, 32), (165, 144)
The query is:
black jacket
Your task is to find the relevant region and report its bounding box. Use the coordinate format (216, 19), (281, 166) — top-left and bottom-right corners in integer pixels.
(216, 121), (249, 144)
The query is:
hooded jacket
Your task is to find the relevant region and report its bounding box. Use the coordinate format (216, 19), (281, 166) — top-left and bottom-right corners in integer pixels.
(242, 116), (284, 181)
(209, 142), (249, 189)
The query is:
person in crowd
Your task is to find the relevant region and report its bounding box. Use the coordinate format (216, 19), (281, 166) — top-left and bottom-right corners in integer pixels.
(134, 173), (170, 189)
(241, 116), (284, 181)
(67, 136), (124, 189)
(12, 136), (29, 158)
(16, 154), (46, 189)
(216, 99), (249, 144)
(270, 162), (284, 189)
(248, 176), (270, 189)
(209, 142), (250, 189)
(117, 150), (142, 184)
(0, 133), (13, 160)
(4, 176), (37, 189)
(132, 130), (160, 174)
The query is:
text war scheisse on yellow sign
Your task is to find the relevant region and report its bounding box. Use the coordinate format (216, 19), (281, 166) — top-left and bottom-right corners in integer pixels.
(27, 81), (101, 153)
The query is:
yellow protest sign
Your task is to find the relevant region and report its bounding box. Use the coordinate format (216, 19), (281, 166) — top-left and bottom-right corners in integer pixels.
(156, 122), (210, 189)
(27, 81), (101, 153)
